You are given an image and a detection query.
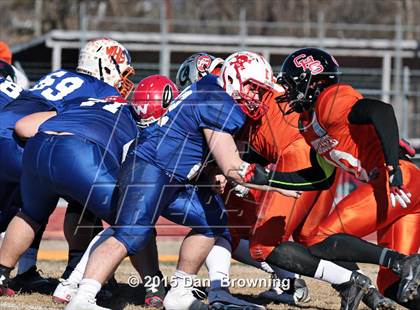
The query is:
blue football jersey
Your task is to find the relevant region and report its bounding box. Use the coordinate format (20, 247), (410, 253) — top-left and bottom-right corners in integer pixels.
(40, 97), (138, 162)
(29, 69), (120, 111)
(135, 74), (246, 181)
(0, 78), (23, 111)
(0, 91), (54, 138)
(0, 70), (120, 138)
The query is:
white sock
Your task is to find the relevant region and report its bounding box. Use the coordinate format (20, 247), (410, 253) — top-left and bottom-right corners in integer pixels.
(171, 270), (195, 289)
(78, 278), (102, 299)
(205, 237), (231, 290)
(66, 229), (112, 285)
(314, 259), (353, 285)
(18, 247), (38, 274)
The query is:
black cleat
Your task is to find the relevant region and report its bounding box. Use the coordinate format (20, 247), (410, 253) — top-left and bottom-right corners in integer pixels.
(333, 271), (372, 310)
(144, 274), (166, 308)
(9, 266), (53, 294)
(392, 254), (420, 303)
(362, 286), (397, 310)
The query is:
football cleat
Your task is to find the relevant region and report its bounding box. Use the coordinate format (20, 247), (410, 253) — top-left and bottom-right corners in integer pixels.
(392, 253), (420, 302)
(209, 287), (265, 310)
(9, 266), (54, 294)
(259, 277), (310, 305)
(362, 285), (397, 310)
(163, 285), (209, 310)
(144, 273), (166, 308)
(0, 265), (14, 296)
(333, 271), (372, 310)
(64, 291), (111, 310)
(53, 278), (78, 303)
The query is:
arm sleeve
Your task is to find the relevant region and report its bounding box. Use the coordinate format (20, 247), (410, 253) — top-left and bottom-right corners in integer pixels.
(347, 98), (399, 169)
(266, 149), (336, 191)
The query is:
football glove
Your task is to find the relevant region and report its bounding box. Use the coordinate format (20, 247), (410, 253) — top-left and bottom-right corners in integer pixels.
(388, 166), (411, 208)
(239, 162), (269, 185)
(233, 183), (250, 198)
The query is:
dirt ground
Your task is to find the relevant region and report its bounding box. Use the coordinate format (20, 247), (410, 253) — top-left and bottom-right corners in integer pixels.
(0, 239), (405, 310)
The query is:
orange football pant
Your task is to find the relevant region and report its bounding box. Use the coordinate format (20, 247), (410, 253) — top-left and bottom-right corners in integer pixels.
(226, 138), (337, 261)
(307, 160), (420, 292)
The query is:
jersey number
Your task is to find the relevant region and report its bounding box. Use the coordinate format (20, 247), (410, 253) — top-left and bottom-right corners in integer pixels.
(30, 71), (84, 101)
(80, 98), (124, 114)
(0, 79), (23, 99)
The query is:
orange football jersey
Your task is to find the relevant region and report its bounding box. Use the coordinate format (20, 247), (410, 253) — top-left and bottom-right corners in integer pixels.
(299, 84), (385, 181)
(245, 97), (311, 171)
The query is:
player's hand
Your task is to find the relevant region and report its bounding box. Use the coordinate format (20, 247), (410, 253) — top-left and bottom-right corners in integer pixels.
(212, 174), (227, 194)
(388, 166), (411, 208)
(233, 183), (250, 198)
(241, 163), (269, 185)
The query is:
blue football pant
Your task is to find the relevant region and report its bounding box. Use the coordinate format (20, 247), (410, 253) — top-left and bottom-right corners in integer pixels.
(20, 132), (120, 225)
(113, 154), (229, 255)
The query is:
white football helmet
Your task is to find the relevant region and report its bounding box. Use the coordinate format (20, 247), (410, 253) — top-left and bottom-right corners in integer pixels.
(218, 51), (275, 120)
(77, 38), (135, 98)
(176, 52), (224, 89)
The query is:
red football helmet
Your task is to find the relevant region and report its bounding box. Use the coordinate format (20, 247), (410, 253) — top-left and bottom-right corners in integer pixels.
(131, 75), (179, 127)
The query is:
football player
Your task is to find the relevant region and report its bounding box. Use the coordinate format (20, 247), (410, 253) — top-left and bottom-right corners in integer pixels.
(53, 75), (180, 309)
(0, 60), (36, 295)
(275, 47), (420, 308)
(65, 51), (297, 310)
(0, 38), (136, 296)
(175, 53), (269, 309)
(0, 41), (30, 89)
(175, 52), (224, 90)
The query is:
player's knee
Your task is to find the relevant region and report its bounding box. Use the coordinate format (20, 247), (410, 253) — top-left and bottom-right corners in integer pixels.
(113, 227), (154, 256)
(15, 211), (44, 232)
(191, 226), (230, 241)
(266, 241), (318, 275)
(309, 233), (352, 259)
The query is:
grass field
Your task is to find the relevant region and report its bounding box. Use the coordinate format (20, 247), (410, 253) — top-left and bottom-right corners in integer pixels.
(0, 239), (403, 310)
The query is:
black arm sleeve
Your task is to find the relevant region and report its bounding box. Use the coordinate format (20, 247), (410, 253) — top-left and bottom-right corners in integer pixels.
(242, 146), (271, 166)
(348, 98), (399, 169)
(267, 149), (336, 191)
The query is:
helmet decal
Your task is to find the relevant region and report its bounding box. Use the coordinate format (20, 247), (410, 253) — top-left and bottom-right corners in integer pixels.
(229, 54), (252, 70)
(178, 65), (190, 86)
(293, 54), (324, 75)
(196, 55), (212, 72)
(162, 84), (174, 108)
(106, 45), (127, 64)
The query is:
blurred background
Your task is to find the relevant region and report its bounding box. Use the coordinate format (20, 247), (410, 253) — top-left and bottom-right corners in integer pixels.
(3, 0), (420, 146)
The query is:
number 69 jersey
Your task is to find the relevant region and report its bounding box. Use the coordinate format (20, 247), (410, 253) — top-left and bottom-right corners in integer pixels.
(29, 69), (120, 111)
(39, 97), (138, 163)
(0, 69), (120, 137)
(299, 84), (383, 182)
